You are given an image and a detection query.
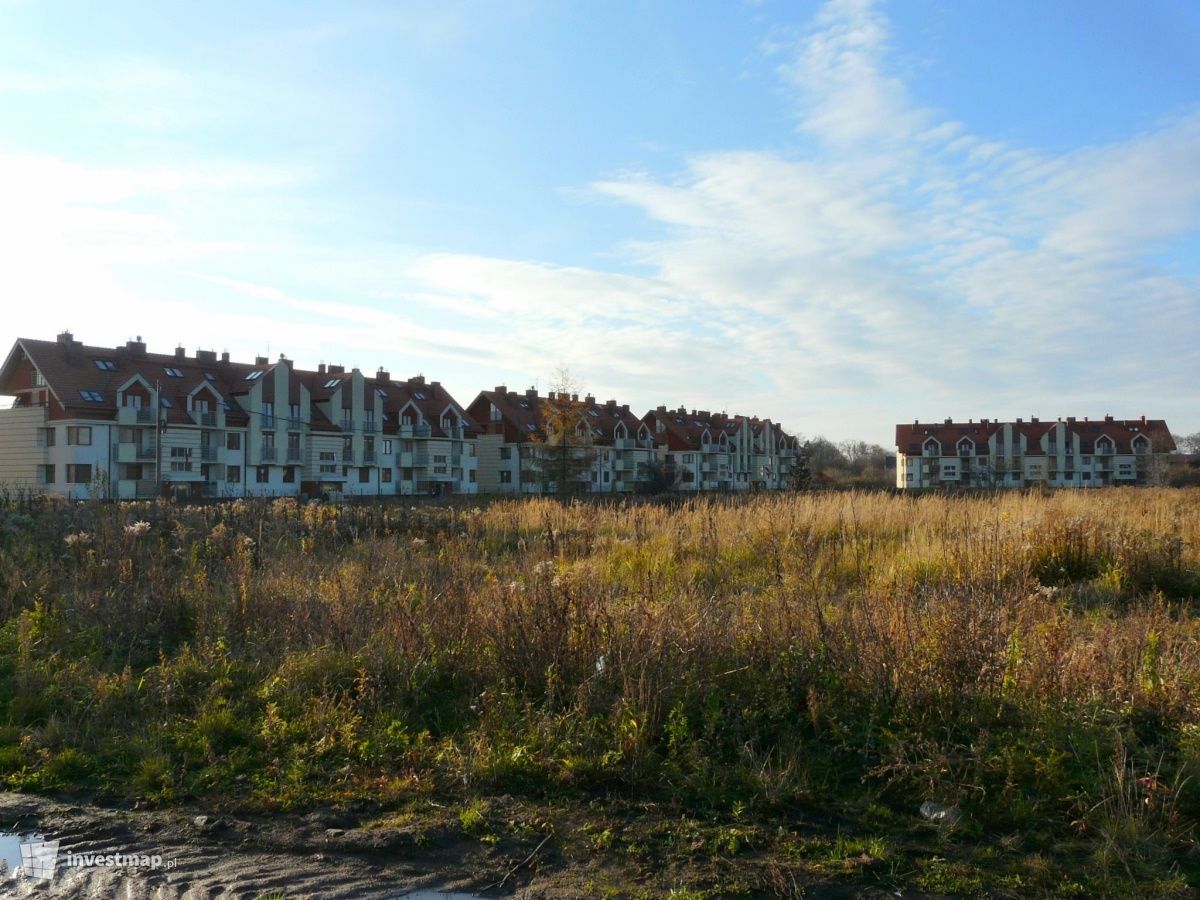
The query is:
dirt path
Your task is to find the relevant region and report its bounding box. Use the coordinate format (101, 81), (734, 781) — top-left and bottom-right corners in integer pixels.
(0, 792), (566, 898)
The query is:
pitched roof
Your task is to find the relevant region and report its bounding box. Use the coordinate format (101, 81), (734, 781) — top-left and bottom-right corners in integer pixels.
(895, 418), (1175, 455)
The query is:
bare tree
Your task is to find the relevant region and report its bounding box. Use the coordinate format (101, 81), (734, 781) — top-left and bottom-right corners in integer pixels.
(537, 367), (596, 495)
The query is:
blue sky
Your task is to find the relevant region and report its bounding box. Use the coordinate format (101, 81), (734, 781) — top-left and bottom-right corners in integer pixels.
(1, 0), (1197, 444)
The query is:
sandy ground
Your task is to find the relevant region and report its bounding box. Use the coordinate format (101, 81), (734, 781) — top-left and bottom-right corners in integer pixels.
(0, 792), (562, 899)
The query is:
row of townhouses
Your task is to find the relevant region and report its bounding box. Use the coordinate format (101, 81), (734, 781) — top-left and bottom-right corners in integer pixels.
(895, 417), (1176, 489)
(0, 333), (798, 500)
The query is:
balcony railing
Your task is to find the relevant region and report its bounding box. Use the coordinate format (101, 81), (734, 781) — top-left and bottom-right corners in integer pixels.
(136, 446), (156, 460)
(342, 449), (357, 464)
(412, 453), (430, 467)
(363, 450), (377, 463)
(286, 447), (303, 462)
(262, 415), (276, 428)
(199, 446), (217, 461)
(287, 417), (304, 431)
(137, 408), (154, 423)
(260, 446), (277, 462)
(197, 411), (217, 427)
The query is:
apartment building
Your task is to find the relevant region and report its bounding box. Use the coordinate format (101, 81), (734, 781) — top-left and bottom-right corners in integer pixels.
(641, 406), (799, 491)
(0, 333), (478, 499)
(466, 387), (658, 494)
(895, 416), (1176, 489)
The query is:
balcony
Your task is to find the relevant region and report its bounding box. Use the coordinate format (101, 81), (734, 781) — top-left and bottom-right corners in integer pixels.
(118, 442), (157, 464)
(262, 415), (276, 429)
(199, 446), (217, 462)
(260, 446), (277, 463)
(613, 438), (634, 450)
(340, 418), (354, 432)
(119, 406), (156, 426)
(412, 452), (430, 467)
(196, 411), (217, 427)
(363, 450), (377, 463)
(342, 449), (357, 464)
(286, 447), (303, 463)
(287, 417), (304, 431)
(450, 453), (461, 465)
(399, 423), (431, 438)
(397, 451), (413, 468)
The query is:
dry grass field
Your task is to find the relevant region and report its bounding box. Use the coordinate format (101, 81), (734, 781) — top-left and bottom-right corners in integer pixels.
(0, 488), (1198, 896)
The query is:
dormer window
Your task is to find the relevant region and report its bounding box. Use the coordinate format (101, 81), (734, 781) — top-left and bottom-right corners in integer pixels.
(923, 439), (940, 457)
(1096, 437), (1114, 454)
(442, 416), (452, 430)
(958, 439), (973, 456)
(1132, 435), (1150, 454)
(489, 404), (502, 422)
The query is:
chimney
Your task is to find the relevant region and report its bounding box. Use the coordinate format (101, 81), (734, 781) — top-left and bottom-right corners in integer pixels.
(526, 387), (538, 399)
(621, 404), (629, 413)
(220, 351), (230, 363)
(1016, 417), (1023, 423)
(56, 330), (75, 345)
(376, 367), (389, 381)
(1067, 416), (1075, 424)
(585, 394), (595, 405)
(127, 337), (147, 356)
(411, 375), (425, 385)
(657, 405), (667, 413)
(255, 355), (268, 366)
(278, 353), (288, 362)
(431, 381), (441, 390)
(175, 346), (186, 360)
(571, 393), (578, 402)
(981, 418), (989, 426)
(1104, 414), (1114, 423)
(196, 349), (216, 363)
(1031, 416), (1039, 424)
(318, 363), (326, 374)
(944, 417), (952, 425)
(1140, 415), (1147, 424)
(328, 364), (344, 374)
(494, 384), (507, 394)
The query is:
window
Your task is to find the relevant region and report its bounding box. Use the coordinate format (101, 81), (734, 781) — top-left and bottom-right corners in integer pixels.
(67, 426), (92, 446)
(227, 432), (241, 450)
(42, 464), (54, 484)
(94, 359), (117, 371)
(42, 428), (55, 447)
(33, 370), (46, 386)
(320, 451), (335, 462)
(500, 446), (512, 460)
(469, 470), (476, 484)
(80, 390), (104, 403)
(124, 394), (142, 408)
(289, 403), (300, 421)
(256, 466), (269, 483)
(382, 440), (392, 455)
(500, 471), (512, 483)
(413, 391), (426, 400)
(525, 423), (536, 432)
(160, 396), (173, 408)
(358, 468), (370, 483)
(382, 468), (392, 483)
(163, 367), (183, 378)
(245, 370), (265, 381)
(68, 463), (93, 484)
(325, 378), (340, 389)
(283, 467), (296, 483)
(227, 465), (241, 483)
(588, 409), (599, 417)
(261, 432), (275, 449)
(376, 388), (388, 398)
(204, 372), (217, 381)
(490, 404), (502, 422)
